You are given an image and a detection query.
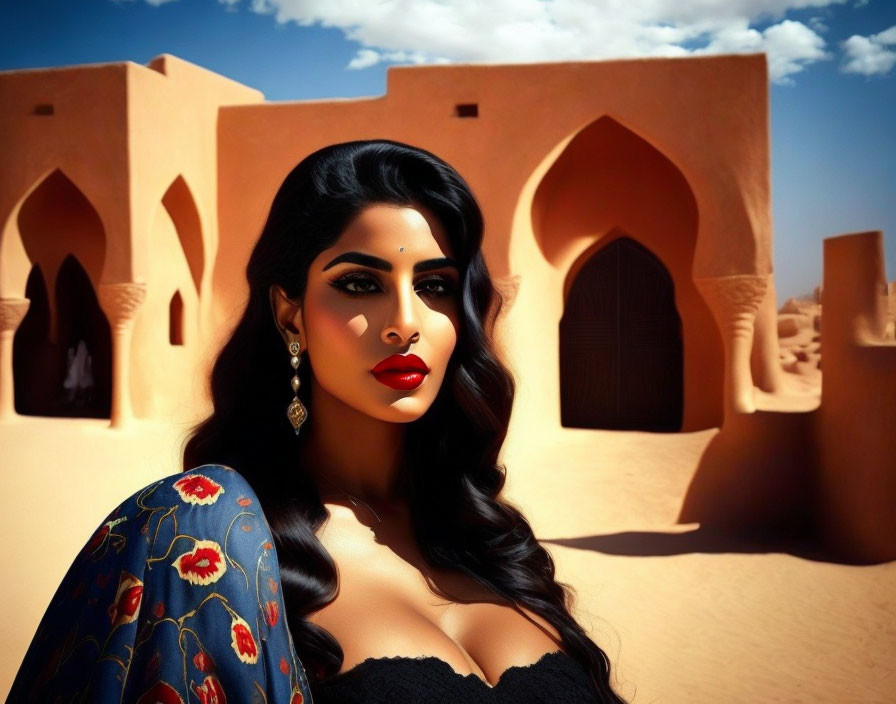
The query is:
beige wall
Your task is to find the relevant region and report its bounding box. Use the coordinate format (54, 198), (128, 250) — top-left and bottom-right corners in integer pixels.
(123, 56), (261, 423)
(0, 63), (130, 297)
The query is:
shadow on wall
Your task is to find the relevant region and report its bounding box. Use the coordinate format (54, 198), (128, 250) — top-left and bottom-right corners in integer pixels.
(678, 231), (896, 566)
(678, 409), (817, 546)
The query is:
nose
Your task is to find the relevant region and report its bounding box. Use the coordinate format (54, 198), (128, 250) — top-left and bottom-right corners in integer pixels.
(381, 279), (421, 346)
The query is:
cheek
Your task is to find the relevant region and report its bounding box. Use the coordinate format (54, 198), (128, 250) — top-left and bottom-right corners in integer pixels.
(432, 315), (459, 360)
(345, 315), (368, 338)
(306, 297), (365, 349)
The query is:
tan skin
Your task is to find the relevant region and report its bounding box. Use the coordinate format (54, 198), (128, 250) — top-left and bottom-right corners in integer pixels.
(270, 203), (564, 688)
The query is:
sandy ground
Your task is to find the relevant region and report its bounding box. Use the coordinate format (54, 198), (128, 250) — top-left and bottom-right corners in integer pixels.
(502, 428), (896, 704)
(0, 416), (193, 699)
(2, 309), (894, 704)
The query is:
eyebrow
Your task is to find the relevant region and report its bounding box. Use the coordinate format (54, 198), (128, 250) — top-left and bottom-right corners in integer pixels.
(322, 251), (458, 274)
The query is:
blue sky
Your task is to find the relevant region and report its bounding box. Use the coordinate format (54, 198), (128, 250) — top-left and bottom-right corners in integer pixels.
(1, 0), (894, 304)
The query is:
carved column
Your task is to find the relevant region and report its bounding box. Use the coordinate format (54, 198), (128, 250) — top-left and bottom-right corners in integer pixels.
(694, 274), (768, 416)
(0, 298), (31, 421)
(98, 282), (147, 429)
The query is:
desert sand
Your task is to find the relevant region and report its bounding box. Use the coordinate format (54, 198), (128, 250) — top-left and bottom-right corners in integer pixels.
(503, 426), (896, 704)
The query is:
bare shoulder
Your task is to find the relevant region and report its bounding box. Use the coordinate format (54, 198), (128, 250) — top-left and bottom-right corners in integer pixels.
(518, 604), (563, 642)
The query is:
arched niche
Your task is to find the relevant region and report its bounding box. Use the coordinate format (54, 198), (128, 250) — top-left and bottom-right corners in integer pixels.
(560, 234), (683, 431)
(532, 115), (697, 265)
(12, 169), (111, 418)
(531, 115), (723, 430)
(160, 175), (204, 296)
(169, 290), (184, 346)
(16, 168), (106, 341)
(14, 256), (111, 418)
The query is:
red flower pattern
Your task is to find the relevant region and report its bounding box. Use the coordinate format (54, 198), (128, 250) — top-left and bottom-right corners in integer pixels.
(192, 674), (227, 704)
(172, 540), (227, 586)
(145, 650), (161, 680)
(193, 650), (215, 672)
(137, 680), (185, 704)
(230, 614), (258, 664)
(173, 474), (224, 505)
(263, 599), (279, 627)
(107, 571), (143, 627)
(291, 688), (305, 704)
(280, 656), (290, 675)
(237, 496), (252, 507)
(86, 523), (110, 554)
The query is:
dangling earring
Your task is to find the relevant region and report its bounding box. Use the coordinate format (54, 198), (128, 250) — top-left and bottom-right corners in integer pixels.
(285, 336), (308, 435)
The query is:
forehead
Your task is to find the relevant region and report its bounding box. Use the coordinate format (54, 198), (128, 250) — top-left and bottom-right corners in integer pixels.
(329, 203), (453, 258)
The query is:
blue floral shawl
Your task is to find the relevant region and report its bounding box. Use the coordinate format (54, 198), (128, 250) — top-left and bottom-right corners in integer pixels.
(7, 464), (315, 704)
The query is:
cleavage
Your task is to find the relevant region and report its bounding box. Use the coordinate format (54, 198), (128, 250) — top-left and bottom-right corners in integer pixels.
(312, 502), (556, 686)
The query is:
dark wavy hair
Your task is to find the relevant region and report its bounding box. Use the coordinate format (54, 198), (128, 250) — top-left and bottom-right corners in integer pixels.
(182, 139), (626, 702)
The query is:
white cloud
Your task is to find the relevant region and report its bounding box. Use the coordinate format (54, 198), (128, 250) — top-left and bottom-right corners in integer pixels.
(808, 15), (829, 33)
(762, 19), (830, 83)
(841, 24), (896, 76)
(157, 0), (861, 83)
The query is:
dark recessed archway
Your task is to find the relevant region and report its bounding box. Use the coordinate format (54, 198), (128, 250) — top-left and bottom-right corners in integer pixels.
(13, 168), (111, 418)
(14, 256), (112, 418)
(560, 235), (683, 431)
(169, 290), (184, 346)
(13, 265), (55, 415)
(54, 254), (112, 417)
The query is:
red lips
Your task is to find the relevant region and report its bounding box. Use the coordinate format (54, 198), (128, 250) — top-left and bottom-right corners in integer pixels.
(371, 353), (430, 390)
(371, 354), (430, 374)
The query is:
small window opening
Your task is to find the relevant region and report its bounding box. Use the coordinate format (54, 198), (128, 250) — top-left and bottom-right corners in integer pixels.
(455, 103), (478, 118)
(169, 290), (184, 346)
(33, 104), (54, 116)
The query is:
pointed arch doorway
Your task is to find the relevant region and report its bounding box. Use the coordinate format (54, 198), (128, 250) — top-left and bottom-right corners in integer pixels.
(14, 256), (112, 418)
(560, 235), (683, 431)
(12, 169), (111, 418)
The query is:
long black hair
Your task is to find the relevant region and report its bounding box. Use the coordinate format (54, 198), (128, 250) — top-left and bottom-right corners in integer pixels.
(182, 139), (627, 702)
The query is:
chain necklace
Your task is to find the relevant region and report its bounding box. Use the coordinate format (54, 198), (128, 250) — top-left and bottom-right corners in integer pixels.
(319, 493), (383, 523)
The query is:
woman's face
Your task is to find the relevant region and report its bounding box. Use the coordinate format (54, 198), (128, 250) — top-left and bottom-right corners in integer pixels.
(278, 202), (461, 423)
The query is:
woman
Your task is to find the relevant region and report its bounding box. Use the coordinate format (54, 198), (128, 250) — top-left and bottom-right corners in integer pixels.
(8, 140), (627, 703)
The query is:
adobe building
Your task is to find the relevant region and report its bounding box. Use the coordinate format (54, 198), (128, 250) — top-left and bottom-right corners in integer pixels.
(1, 52), (895, 702)
(0, 52), (788, 435)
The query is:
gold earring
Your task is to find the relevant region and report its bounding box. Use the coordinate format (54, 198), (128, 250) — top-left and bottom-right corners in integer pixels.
(286, 336), (308, 435)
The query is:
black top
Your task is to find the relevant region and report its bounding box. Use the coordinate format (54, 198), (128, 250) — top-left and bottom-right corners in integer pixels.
(309, 650), (600, 703)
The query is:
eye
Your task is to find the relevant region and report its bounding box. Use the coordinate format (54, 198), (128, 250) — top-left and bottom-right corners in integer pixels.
(329, 272), (380, 297)
(417, 276), (456, 297)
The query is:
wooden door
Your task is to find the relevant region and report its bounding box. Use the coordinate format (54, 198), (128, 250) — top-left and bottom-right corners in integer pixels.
(560, 237), (683, 431)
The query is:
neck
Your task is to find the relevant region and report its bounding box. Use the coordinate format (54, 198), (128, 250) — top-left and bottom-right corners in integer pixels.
(299, 376), (409, 505)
